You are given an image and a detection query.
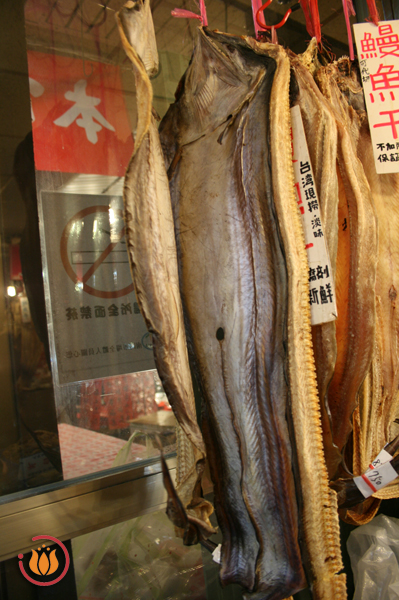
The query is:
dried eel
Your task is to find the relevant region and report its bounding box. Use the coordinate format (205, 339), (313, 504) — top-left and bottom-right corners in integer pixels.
(160, 29), (305, 597)
(336, 60), (399, 506)
(116, 0), (214, 538)
(248, 38), (345, 600)
(289, 41), (341, 479)
(315, 62), (378, 477)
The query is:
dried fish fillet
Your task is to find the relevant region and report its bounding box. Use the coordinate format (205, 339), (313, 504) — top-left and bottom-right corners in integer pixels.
(315, 61), (378, 476)
(248, 38), (345, 600)
(289, 41), (341, 479)
(336, 60), (399, 506)
(116, 0), (214, 537)
(160, 29), (305, 598)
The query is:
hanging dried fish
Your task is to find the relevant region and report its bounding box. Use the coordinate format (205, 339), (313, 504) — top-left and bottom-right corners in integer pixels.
(116, 0), (215, 540)
(160, 29), (305, 598)
(118, 3), (345, 596)
(289, 40), (342, 480)
(315, 60), (378, 487)
(327, 59), (399, 520)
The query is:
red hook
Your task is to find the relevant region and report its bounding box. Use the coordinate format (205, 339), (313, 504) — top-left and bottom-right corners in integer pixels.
(256, 0), (300, 30)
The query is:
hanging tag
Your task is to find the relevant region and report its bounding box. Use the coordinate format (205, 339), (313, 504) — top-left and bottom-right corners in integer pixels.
(367, 448), (393, 471)
(212, 544), (222, 564)
(291, 105), (338, 326)
(354, 460), (398, 498)
(353, 21), (399, 175)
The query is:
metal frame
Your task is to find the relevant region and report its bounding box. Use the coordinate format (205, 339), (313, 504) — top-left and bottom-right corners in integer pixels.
(0, 456), (176, 562)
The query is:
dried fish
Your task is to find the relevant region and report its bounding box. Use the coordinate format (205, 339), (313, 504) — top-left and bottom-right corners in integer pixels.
(118, 6), (345, 596)
(116, 0), (215, 539)
(332, 60), (399, 514)
(249, 38), (345, 600)
(289, 41), (341, 479)
(160, 29), (306, 597)
(315, 61), (378, 481)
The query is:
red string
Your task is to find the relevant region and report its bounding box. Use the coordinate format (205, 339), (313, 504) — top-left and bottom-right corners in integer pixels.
(300, 0), (315, 39)
(309, 0), (321, 43)
(366, 0), (379, 24)
(342, 0), (356, 60)
(199, 0), (208, 26)
(171, 8), (202, 21)
(252, 0), (266, 39)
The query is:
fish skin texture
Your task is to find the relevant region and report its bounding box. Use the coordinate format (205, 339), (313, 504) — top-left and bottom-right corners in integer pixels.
(160, 29), (306, 598)
(289, 42), (342, 480)
(315, 62), (378, 478)
(116, 1), (215, 535)
(247, 38), (345, 600)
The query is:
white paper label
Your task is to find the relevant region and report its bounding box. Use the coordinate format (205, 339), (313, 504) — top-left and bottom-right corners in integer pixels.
(212, 544), (222, 564)
(368, 448), (393, 471)
(291, 105), (338, 326)
(18, 452), (52, 480)
(354, 460), (398, 498)
(19, 296), (31, 324)
(354, 21), (399, 174)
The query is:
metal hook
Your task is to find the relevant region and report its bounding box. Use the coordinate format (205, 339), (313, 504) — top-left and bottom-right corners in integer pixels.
(86, 0), (110, 32)
(256, 0), (300, 30)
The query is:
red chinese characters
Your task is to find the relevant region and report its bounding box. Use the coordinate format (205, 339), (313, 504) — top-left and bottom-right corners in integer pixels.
(354, 21), (399, 173)
(360, 24), (399, 60)
(370, 64), (399, 102)
(373, 109), (399, 139)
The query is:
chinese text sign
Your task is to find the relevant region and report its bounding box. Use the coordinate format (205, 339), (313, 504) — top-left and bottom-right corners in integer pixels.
(291, 105), (338, 325)
(354, 21), (399, 174)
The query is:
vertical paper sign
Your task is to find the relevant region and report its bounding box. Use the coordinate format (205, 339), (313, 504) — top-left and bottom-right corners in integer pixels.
(354, 21), (399, 174)
(291, 105), (338, 326)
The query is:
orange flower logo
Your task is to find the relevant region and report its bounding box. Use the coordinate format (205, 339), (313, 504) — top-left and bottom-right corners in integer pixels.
(18, 535), (69, 586)
(29, 546), (59, 576)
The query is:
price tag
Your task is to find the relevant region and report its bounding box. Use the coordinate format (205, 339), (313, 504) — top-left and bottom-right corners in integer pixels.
(353, 21), (399, 174)
(354, 460), (398, 498)
(291, 105), (338, 325)
(368, 448), (393, 471)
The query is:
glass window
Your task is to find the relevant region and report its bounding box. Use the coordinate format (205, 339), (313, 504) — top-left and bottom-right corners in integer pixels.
(1, 0), (350, 499)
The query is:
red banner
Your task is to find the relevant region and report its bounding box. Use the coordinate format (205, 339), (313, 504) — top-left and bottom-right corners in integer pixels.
(10, 244), (22, 280)
(27, 52), (134, 176)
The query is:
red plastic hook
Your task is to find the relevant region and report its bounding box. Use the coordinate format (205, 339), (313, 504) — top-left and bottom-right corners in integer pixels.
(256, 0), (300, 30)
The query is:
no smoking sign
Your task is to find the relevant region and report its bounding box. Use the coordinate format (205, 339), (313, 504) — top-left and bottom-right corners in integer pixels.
(60, 205), (134, 299)
(40, 190), (154, 384)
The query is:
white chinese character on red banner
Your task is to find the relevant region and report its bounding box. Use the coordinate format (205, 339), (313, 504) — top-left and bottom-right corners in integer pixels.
(54, 79), (115, 144)
(376, 24), (399, 58)
(29, 77), (44, 122)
